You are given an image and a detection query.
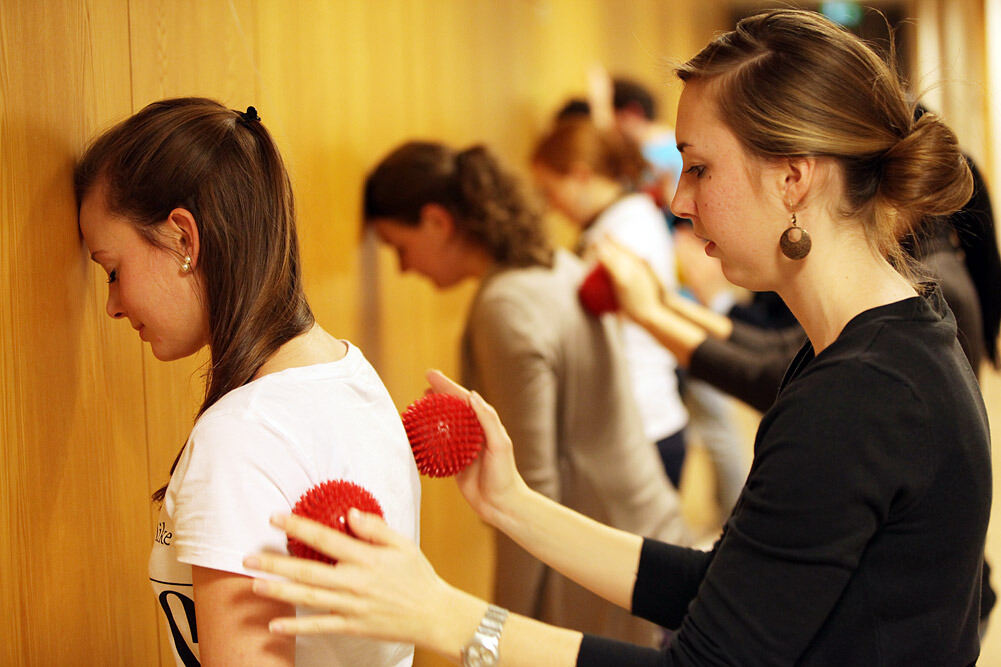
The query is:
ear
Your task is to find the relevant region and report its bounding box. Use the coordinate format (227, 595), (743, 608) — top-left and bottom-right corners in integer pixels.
(162, 207), (202, 269)
(419, 203), (456, 241)
(780, 157), (817, 211)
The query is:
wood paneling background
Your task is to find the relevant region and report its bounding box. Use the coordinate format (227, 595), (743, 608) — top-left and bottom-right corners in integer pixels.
(4, 2), (996, 666)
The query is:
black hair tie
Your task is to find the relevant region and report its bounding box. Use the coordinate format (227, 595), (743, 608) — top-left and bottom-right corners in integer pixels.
(237, 106), (261, 124)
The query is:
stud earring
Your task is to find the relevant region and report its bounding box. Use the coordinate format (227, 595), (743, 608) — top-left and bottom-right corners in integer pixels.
(779, 212), (811, 260)
(180, 255), (192, 273)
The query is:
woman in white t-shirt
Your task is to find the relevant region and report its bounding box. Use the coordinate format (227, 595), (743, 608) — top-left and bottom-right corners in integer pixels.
(531, 119), (690, 486)
(76, 97), (420, 667)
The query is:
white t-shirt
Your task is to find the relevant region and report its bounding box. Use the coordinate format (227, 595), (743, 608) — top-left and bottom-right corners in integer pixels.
(581, 192), (688, 441)
(149, 342), (420, 667)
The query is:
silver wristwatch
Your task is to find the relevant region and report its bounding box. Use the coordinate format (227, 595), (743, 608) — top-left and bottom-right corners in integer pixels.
(461, 604), (509, 667)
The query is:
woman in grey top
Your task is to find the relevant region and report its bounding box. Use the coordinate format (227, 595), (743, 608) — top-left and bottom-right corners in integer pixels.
(362, 140), (690, 646)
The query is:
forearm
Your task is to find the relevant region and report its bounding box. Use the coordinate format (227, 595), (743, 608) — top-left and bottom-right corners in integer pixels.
(631, 301), (710, 367)
(664, 292), (733, 339)
(429, 586), (583, 666)
(488, 484), (644, 611)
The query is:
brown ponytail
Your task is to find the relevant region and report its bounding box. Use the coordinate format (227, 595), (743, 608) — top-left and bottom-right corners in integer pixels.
(363, 141), (553, 268)
(75, 97), (314, 502)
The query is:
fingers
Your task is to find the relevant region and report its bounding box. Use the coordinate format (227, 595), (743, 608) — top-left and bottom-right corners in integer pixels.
(425, 369), (472, 400)
(467, 391), (511, 449)
(266, 613), (354, 636)
(345, 509), (409, 549)
(251, 576), (359, 617)
(244, 550), (347, 590)
(273, 514), (372, 564)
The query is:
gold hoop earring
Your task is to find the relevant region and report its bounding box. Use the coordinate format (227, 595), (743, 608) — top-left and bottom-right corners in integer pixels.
(180, 255), (192, 273)
(779, 212), (811, 260)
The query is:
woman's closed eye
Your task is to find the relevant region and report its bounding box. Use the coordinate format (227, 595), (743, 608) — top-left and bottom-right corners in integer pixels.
(107, 269), (118, 284)
(684, 165), (706, 178)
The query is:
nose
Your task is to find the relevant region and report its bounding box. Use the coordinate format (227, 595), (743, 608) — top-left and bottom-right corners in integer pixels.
(106, 287), (125, 319)
(670, 178), (695, 221)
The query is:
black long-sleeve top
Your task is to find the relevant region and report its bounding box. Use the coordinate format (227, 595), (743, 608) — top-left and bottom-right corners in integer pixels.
(577, 290), (991, 666)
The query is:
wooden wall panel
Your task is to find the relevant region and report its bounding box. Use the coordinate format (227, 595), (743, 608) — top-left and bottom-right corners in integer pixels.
(0, 0), (156, 664)
(0, 3), (793, 666)
(126, 3), (260, 662)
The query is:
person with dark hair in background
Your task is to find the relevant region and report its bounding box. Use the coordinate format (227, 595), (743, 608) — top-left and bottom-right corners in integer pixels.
(76, 98), (420, 666)
(248, 10), (990, 665)
(362, 140), (690, 647)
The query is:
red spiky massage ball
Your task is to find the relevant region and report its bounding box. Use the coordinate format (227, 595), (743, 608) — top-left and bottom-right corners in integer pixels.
(287, 480), (384, 565)
(578, 263), (620, 316)
(402, 393), (485, 477)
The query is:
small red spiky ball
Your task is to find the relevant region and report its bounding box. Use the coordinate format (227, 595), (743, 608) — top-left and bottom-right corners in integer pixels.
(287, 480), (384, 565)
(578, 263), (620, 316)
(402, 393), (485, 477)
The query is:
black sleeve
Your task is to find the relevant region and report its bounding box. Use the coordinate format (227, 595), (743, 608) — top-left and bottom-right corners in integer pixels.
(687, 337), (792, 412)
(577, 635), (666, 667)
(727, 321), (805, 355)
(631, 539), (714, 628)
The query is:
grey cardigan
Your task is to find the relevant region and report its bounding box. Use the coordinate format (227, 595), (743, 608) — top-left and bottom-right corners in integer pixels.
(461, 249), (690, 646)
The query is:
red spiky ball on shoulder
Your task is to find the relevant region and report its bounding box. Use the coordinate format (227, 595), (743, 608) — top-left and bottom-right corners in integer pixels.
(578, 263), (620, 316)
(402, 393), (484, 477)
(287, 480), (384, 565)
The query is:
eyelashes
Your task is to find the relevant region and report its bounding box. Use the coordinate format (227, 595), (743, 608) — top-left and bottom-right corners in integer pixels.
(106, 269), (117, 284)
(684, 165), (706, 178)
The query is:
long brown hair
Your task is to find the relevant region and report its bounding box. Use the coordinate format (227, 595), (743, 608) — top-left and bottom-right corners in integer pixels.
(75, 97), (314, 501)
(363, 141), (553, 269)
(531, 118), (649, 192)
(675, 9), (972, 272)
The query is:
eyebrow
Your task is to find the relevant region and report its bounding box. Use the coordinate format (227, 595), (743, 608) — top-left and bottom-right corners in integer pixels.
(89, 250), (106, 262)
(677, 142), (690, 153)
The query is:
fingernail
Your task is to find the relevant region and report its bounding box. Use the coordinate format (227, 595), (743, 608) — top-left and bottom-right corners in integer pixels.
(243, 555), (260, 570)
(269, 620), (286, 633)
(348, 507), (362, 521)
(270, 514), (288, 529)
(252, 579), (270, 594)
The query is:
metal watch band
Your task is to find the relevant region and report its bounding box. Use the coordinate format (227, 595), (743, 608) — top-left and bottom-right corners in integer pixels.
(461, 604), (509, 667)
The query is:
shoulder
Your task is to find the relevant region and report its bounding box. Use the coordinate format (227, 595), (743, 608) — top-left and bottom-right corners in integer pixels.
(764, 308), (980, 467)
(472, 251), (583, 317)
(589, 194), (673, 270)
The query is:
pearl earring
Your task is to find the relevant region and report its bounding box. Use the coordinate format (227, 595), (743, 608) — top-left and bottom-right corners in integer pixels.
(180, 255), (192, 273)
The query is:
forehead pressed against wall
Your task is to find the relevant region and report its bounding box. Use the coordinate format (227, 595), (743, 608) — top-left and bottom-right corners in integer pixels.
(2, 1), (998, 666)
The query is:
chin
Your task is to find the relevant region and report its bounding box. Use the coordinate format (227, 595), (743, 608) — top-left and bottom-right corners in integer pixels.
(149, 341), (206, 362)
(720, 263), (765, 293)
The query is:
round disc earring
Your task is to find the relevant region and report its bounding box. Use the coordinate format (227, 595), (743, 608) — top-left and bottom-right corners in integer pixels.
(779, 212), (811, 260)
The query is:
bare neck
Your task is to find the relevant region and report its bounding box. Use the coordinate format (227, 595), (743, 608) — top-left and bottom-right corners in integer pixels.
(777, 236), (918, 355)
(253, 324), (347, 379)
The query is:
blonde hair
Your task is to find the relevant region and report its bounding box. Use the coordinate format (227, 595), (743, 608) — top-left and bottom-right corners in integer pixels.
(531, 118), (648, 192)
(676, 9), (972, 271)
